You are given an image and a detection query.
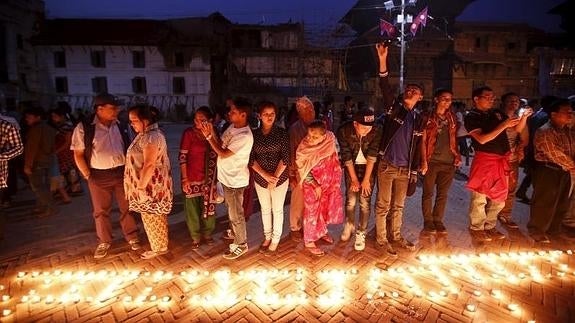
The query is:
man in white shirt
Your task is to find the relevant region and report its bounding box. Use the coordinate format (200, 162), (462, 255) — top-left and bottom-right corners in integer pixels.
(70, 94), (140, 259)
(201, 97), (254, 259)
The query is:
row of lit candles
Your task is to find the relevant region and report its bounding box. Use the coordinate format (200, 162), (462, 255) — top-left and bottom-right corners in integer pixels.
(1, 249), (572, 319)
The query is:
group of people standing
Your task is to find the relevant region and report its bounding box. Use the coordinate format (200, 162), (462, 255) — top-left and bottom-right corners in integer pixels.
(1, 41), (574, 260)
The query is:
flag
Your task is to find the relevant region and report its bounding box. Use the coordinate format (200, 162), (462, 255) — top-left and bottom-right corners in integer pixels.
(380, 19), (396, 38)
(409, 6), (428, 36)
(415, 6), (428, 27)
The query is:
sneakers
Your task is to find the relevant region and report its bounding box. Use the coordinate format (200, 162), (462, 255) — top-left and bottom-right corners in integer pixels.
(530, 232), (550, 243)
(422, 221), (436, 234)
(497, 216), (519, 229)
(392, 236), (416, 251)
(377, 241), (397, 257)
(469, 229), (492, 242)
(434, 222), (447, 235)
(93, 242), (111, 259)
(354, 231), (366, 251)
(223, 243), (248, 260)
(486, 228), (506, 240)
(340, 223), (355, 242)
(222, 229), (235, 241)
(128, 239), (142, 251)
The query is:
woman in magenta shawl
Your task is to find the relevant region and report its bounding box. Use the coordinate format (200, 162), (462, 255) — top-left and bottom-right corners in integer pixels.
(296, 120), (343, 256)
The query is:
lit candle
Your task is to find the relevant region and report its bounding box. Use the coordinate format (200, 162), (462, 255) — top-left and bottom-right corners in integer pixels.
(162, 296), (171, 303)
(1, 295), (9, 302)
(149, 295), (157, 302)
(466, 304), (476, 312)
(2, 309), (11, 317)
(20, 296), (29, 303)
(507, 303), (519, 311)
(45, 295), (55, 304)
(491, 289), (501, 298)
(391, 291), (399, 298)
(473, 290), (482, 296)
(17, 272), (25, 278)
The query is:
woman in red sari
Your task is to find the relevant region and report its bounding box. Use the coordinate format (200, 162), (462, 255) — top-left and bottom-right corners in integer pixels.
(296, 120), (343, 256)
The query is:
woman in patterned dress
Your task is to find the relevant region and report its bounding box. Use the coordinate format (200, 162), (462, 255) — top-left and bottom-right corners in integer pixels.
(296, 120), (343, 256)
(179, 106), (219, 249)
(124, 105), (173, 259)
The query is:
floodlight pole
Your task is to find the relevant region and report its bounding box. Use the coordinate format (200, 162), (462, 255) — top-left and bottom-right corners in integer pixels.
(399, 0), (405, 92)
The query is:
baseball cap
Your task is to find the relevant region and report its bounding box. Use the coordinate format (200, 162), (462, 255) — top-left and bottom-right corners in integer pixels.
(353, 108), (375, 126)
(93, 93), (122, 108)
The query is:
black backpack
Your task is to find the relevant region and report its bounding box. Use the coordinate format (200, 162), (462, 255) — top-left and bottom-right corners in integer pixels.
(81, 114), (131, 168)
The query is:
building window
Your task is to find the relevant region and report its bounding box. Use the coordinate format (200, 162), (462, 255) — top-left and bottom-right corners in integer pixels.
(132, 50), (145, 68)
(91, 77), (108, 93)
(474, 37), (481, 48)
(132, 77), (147, 94)
(55, 77), (68, 94)
(54, 51), (66, 68)
(20, 73), (28, 90)
(174, 52), (184, 68)
(90, 50), (106, 68)
(16, 34), (23, 50)
(173, 77), (186, 94)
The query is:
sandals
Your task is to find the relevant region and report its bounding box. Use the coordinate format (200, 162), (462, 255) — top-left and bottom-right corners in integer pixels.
(305, 245), (325, 256)
(190, 240), (200, 250)
(140, 249), (168, 259)
(203, 236), (215, 246)
(320, 234), (334, 244)
(259, 239), (271, 253)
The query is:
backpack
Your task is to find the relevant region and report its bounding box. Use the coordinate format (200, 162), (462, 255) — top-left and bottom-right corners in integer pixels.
(81, 114), (131, 168)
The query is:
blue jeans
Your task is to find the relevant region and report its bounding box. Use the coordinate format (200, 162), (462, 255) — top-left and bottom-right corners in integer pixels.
(374, 160), (409, 244)
(222, 184), (247, 246)
(345, 166), (375, 232)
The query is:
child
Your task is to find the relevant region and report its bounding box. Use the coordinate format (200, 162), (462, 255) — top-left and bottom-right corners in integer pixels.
(296, 120), (343, 256)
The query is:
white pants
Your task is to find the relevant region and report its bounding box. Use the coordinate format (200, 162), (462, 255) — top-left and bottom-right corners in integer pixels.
(255, 181), (289, 244)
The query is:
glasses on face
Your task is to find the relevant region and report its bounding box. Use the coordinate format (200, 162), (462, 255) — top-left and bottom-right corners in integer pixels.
(479, 95), (496, 101)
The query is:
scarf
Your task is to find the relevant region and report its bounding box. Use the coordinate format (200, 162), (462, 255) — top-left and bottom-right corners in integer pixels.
(296, 131), (337, 185)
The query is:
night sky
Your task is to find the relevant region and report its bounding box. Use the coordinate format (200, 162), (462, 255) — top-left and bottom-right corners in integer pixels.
(44, 0), (564, 33)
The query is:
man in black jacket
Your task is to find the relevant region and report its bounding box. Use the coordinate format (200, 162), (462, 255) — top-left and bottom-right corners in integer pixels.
(374, 43), (425, 256)
(336, 108), (382, 251)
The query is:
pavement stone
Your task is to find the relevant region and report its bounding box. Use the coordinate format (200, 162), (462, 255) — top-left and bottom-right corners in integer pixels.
(0, 123), (574, 322)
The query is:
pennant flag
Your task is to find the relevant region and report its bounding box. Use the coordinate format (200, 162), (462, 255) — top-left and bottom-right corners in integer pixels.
(410, 22), (419, 36)
(416, 6), (428, 27)
(409, 6), (428, 36)
(380, 19), (396, 38)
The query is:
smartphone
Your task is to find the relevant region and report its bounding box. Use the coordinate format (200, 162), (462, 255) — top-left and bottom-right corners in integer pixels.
(518, 108), (526, 117)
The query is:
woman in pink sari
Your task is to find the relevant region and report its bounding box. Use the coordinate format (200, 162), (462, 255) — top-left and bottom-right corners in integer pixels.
(296, 120), (343, 256)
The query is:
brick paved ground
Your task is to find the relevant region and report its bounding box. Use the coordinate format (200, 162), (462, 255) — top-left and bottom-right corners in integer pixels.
(0, 124), (574, 322)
